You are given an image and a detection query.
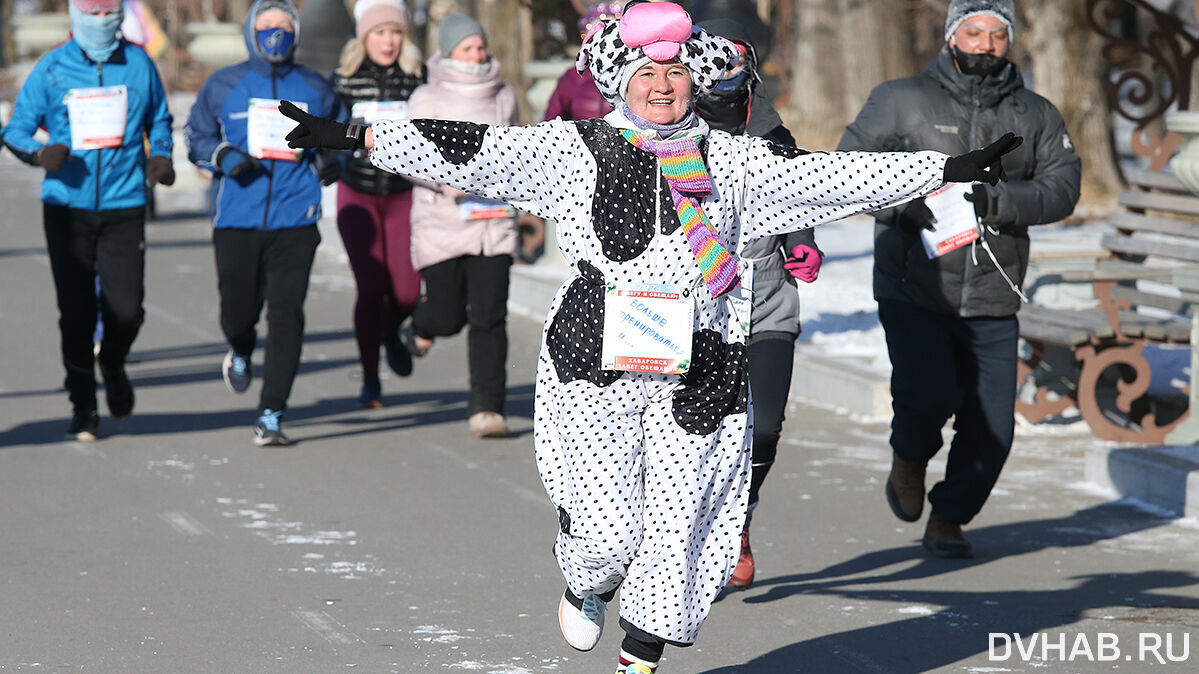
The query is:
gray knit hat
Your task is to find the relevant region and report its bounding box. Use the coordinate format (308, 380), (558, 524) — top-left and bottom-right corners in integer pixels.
(438, 13), (486, 57)
(944, 0), (1015, 43)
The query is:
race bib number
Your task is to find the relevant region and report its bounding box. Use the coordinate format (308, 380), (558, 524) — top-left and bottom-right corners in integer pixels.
(725, 258), (755, 338)
(601, 282), (693, 374)
(920, 182), (979, 258)
(351, 100), (407, 125)
(247, 98), (304, 161)
(459, 197), (516, 221)
(65, 85), (127, 150)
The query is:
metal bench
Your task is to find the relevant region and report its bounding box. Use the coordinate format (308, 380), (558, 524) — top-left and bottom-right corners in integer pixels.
(1017, 169), (1195, 443)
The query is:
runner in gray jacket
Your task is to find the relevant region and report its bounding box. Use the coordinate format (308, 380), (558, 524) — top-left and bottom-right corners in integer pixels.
(695, 17), (823, 590)
(837, 0), (1080, 558)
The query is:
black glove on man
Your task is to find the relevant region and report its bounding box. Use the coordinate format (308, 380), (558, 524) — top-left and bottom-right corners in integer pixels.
(964, 185), (991, 220)
(36, 144), (71, 172)
(895, 197), (936, 233)
(280, 100), (365, 151)
(146, 155), (176, 187)
(216, 145), (263, 179)
(943, 132), (1022, 185)
(316, 150), (342, 186)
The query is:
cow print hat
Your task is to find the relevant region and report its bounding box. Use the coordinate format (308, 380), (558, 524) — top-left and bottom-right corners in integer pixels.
(575, 0), (741, 105)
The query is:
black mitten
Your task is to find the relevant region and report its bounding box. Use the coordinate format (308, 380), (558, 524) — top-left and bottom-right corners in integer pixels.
(280, 100), (365, 151)
(963, 185), (991, 220)
(943, 133), (1022, 185)
(316, 151), (342, 186)
(37, 144), (71, 172)
(896, 198), (936, 233)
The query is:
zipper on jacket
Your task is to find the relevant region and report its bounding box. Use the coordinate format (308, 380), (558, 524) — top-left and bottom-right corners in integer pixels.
(262, 65), (277, 229)
(95, 62), (104, 212)
(959, 95), (982, 314)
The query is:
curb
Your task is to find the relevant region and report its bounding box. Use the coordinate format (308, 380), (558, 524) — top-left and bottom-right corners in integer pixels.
(507, 264), (893, 419)
(1086, 445), (1199, 517)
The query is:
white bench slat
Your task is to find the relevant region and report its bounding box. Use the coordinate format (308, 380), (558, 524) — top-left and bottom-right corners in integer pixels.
(1109, 211), (1199, 238)
(1100, 232), (1199, 263)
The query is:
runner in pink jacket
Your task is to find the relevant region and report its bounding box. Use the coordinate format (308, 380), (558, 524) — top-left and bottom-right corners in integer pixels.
(402, 13), (519, 438)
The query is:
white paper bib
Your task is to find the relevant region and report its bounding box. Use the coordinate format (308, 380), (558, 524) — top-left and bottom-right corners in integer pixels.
(65, 85), (127, 150)
(351, 100), (408, 125)
(248, 98), (304, 162)
(601, 282), (694, 374)
(920, 182), (980, 258)
(459, 197), (516, 221)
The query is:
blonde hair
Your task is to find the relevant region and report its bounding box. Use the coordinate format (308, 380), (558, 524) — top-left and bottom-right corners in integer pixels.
(337, 26), (423, 77)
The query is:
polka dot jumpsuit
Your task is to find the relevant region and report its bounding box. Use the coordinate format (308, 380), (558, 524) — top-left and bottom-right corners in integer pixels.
(369, 110), (947, 644)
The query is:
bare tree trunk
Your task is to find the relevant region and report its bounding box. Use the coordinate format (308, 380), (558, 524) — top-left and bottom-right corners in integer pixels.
(788, 0), (845, 148)
(1024, 0), (1122, 203)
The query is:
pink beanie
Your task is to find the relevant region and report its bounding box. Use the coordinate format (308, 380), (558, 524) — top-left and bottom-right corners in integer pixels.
(354, 0), (408, 40)
(72, 0), (122, 12)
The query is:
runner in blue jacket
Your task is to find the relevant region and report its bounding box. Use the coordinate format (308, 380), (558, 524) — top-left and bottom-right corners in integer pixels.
(2, 0), (175, 441)
(185, 0), (341, 446)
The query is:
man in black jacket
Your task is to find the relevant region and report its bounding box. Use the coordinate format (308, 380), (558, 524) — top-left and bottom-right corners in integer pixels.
(837, 0), (1080, 558)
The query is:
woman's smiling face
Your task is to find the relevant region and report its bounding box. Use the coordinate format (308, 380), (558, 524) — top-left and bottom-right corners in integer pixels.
(625, 60), (693, 125)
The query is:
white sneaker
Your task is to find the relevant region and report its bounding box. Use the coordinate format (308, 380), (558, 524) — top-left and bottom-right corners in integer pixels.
(558, 590), (605, 651)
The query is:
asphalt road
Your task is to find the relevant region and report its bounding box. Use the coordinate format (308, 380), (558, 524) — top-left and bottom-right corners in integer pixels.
(2, 154), (1198, 673)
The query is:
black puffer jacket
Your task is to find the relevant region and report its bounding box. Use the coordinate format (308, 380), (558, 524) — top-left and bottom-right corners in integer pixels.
(331, 59), (425, 195)
(838, 47), (1081, 318)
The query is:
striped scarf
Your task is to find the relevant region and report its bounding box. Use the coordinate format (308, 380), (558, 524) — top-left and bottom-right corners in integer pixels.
(620, 129), (741, 298)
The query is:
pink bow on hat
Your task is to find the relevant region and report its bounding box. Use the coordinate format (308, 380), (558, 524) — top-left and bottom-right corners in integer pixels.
(73, 0), (122, 12)
(618, 1), (693, 62)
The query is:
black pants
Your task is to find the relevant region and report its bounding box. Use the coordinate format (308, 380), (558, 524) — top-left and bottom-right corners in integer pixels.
(213, 225), (320, 413)
(412, 254), (511, 415)
(878, 299), (1018, 525)
(746, 333), (796, 515)
(43, 204), (146, 413)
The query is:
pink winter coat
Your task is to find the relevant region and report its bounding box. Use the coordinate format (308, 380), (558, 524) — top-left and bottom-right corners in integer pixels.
(406, 54), (520, 270)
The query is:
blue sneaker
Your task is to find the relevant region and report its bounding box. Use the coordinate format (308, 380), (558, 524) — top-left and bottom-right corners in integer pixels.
(253, 409), (289, 446)
(222, 349), (252, 394)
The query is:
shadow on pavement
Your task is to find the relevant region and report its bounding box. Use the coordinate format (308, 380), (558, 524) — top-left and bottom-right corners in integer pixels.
(0, 383), (536, 448)
(735, 502), (1175, 603)
(703, 570), (1199, 673)
(706, 502), (1191, 672)
(291, 383), (536, 444)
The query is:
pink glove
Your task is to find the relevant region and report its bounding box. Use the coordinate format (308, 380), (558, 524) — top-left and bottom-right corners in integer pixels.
(784, 244), (821, 283)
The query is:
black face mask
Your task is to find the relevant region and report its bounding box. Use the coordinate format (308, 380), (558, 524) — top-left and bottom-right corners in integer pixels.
(695, 87), (752, 135)
(951, 45), (1008, 77)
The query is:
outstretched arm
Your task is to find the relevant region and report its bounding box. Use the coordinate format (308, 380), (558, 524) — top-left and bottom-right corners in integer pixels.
(742, 134), (1020, 240)
(279, 101), (574, 219)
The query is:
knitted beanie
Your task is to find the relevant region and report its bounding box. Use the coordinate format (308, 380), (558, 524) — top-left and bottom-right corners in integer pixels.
(944, 0), (1015, 43)
(576, 0), (740, 104)
(72, 0), (121, 12)
(438, 13), (486, 57)
(354, 0), (408, 40)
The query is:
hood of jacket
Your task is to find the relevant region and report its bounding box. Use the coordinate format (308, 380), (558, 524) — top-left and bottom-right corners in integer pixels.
(243, 0), (300, 74)
(925, 45), (1023, 108)
(425, 53), (505, 99)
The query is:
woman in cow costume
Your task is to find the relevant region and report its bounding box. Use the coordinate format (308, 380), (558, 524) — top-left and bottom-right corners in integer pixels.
(279, 2), (1018, 670)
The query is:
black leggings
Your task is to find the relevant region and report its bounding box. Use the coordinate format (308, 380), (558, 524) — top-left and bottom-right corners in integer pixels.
(43, 204), (146, 412)
(746, 333), (796, 515)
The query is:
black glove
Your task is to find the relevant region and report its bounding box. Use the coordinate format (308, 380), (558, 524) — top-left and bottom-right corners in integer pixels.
(895, 197), (936, 233)
(36, 143), (71, 172)
(316, 151), (342, 186)
(943, 132), (1023, 185)
(146, 155), (176, 187)
(964, 185), (991, 220)
(279, 100), (365, 151)
(216, 145), (263, 179)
